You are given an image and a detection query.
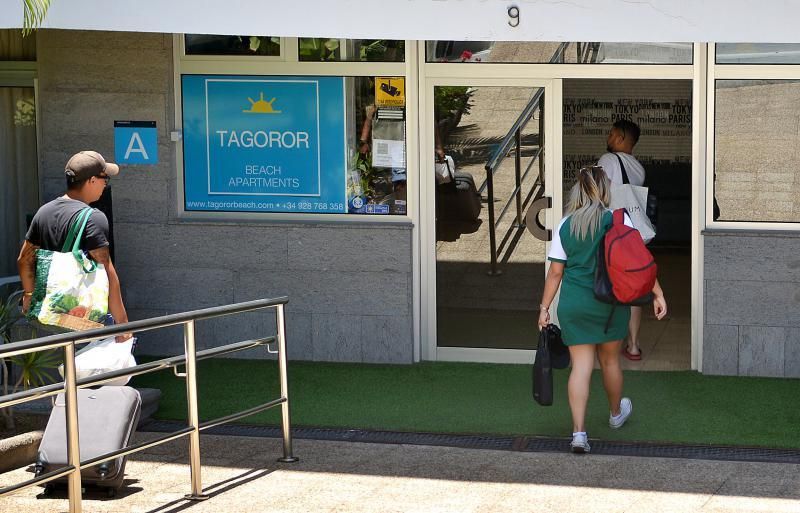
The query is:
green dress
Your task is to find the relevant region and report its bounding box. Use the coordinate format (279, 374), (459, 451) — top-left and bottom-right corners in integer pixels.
(547, 211), (630, 346)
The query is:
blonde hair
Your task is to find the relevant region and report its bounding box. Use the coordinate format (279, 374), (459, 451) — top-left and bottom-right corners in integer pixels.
(567, 166), (611, 240)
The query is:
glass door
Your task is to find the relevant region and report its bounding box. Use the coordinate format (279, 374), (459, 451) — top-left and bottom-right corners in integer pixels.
(421, 78), (561, 363)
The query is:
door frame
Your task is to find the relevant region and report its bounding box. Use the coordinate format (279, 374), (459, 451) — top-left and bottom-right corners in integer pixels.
(415, 43), (705, 366)
(419, 76), (562, 364)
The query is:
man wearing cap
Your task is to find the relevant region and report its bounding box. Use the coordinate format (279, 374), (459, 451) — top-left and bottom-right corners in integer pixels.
(16, 151), (130, 342)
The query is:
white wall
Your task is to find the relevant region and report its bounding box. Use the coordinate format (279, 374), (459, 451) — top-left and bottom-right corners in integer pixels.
(5, 1), (800, 42)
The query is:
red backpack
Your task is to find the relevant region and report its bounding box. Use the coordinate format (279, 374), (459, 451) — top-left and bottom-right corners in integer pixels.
(594, 209), (657, 308)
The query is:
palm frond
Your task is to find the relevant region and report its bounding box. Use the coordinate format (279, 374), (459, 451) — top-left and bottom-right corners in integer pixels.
(22, 0), (52, 36)
(0, 290), (23, 343)
(11, 350), (60, 388)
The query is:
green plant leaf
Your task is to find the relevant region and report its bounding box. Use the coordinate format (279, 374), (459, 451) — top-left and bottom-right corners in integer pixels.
(0, 290), (24, 344)
(11, 350), (60, 388)
(22, 0), (52, 36)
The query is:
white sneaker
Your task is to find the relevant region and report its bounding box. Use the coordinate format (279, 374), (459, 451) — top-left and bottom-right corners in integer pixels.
(609, 397), (632, 429)
(570, 432), (591, 454)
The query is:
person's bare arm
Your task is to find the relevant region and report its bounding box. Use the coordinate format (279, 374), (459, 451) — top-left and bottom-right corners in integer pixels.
(88, 246), (131, 342)
(359, 105), (376, 154)
(652, 278), (667, 320)
(17, 241), (38, 314)
(538, 262), (565, 329)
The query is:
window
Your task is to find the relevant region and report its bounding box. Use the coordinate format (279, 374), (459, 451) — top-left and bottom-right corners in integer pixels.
(178, 35), (409, 217)
(714, 80), (800, 222)
(184, 35), (281, 56)
(716, 44), (800, 64)
(298, 39), (404, 62)
(425, 42), (692, 64)
(181, 75), (407, 215)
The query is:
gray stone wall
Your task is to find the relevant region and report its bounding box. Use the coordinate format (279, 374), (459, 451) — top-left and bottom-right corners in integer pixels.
(704, 231), (800, 377)
(36, 30), (414, 363)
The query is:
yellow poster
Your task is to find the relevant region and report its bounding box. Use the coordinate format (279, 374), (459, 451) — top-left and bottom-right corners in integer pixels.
(375, 77), (405, 108)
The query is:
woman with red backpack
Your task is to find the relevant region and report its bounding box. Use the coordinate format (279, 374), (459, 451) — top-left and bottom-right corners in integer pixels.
(537, 166), (667, 454)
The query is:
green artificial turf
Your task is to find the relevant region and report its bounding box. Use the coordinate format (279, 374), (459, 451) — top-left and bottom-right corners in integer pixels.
(131, 359), (800, 448)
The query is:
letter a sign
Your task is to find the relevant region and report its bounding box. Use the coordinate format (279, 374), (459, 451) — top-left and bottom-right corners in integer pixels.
(114, 121), (158, 165)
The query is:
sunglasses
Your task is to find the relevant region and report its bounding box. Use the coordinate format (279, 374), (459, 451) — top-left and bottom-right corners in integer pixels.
(96, 174), (110, 185)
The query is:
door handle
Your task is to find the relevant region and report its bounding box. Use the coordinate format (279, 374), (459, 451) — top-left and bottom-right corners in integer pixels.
(525, 195), (552, 241)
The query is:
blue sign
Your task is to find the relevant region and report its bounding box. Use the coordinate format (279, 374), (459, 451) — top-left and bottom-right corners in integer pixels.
(181, 75), (346, 214)
(114, 121), (158, 165)
(366, 204), (389, 214)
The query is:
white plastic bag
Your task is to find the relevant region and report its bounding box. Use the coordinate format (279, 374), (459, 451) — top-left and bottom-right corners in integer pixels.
(434, 155), (455, 185)
(58, 336), (136, 386)
(610, 183), (656, 243)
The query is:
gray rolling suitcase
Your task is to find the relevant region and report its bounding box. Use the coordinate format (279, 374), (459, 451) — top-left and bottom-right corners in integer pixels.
(37, 386), (142, 497)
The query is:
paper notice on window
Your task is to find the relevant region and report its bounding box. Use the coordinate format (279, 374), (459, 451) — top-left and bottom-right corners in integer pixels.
(372, 139), (406, 168)
(371, 117), (405, 168)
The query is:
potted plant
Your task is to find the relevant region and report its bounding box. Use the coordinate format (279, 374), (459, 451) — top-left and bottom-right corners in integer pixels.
(0, 287), (55, 431)
(434, 86), (474, 140)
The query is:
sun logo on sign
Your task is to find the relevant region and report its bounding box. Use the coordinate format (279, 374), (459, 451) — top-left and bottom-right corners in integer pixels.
(243, 92), (281, 114)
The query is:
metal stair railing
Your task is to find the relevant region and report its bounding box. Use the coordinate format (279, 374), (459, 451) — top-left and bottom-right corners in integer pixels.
(575, 42), (602, 63)
(482, 42), (601, 275)
(0, 297), (296, 513)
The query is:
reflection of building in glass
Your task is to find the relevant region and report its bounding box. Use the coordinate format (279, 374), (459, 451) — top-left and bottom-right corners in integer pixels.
(715, 80), (800, 222)
(426, 42), (692, 64)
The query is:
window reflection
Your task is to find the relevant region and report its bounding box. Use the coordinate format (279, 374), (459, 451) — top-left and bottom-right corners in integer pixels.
(717, 44), (800, 64)
(426, 42), (692, 64)
(348, 77), (407, 215)
(299, 39), (404, 62)
(185, 35), (281, 56)
(715, 80), (800, 222)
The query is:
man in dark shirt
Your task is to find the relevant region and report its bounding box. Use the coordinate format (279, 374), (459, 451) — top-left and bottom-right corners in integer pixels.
(17, 151), (130, 342)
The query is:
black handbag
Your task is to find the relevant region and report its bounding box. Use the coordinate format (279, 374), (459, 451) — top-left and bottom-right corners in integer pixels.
(532, 327), (554, 406)
(436, 157), (482, 222)
(546, 324), (570, 370)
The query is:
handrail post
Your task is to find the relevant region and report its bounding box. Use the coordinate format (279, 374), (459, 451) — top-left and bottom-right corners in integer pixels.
(0, 297), (295, 506)
(514, 129), (523, 227)
(183, 320), (208, 501)
(275, 303), (298, 463)
(539, 94), (546, 185)
(63, 342), (83, 513)
(486, 167), (501, 276)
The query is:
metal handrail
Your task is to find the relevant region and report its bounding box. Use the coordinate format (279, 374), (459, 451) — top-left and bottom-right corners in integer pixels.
(482, 42), (600, 275)
(483, 42), (570, 178)
(482, 43), (561, 275)
(576, 42), (601, 64)
(0, 275), (21, 288)
(0, 296), (296, 512)
(483, 88), (547, 183)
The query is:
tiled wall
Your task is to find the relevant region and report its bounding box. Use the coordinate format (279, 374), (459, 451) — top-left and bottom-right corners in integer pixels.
(704, 232), (800, 377)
